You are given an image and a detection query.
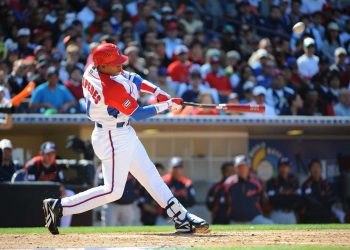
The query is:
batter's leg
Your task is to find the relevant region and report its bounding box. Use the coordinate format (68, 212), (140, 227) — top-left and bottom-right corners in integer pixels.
(61, 129), (134, 215)
(129, 138), (209, 233)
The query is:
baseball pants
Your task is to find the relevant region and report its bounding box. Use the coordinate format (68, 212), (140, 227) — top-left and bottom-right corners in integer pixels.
(61, 125), (174, 216)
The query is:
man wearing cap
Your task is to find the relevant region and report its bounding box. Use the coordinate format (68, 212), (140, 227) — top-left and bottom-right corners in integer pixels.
(322, 22), (342, 63)
(0, 139), (22, 182)
(7, 59), (29, 96)
(226, 155), (273, 224)
(334, 88), (350, 116)
(266, 157), (300, 224)
(30, 66), (76, 113)
(25, 142), (73, 227)
(297, 37), (319, 80)
(300, 159), (336, 223)
(179, 6), (203, 35)
(167, 45), (192, 84)
(329, 47), (349, 87)
(206, 161), (235, 224)
(243, 86), (276, 117)
(163, 157), (195, 208)
(163, 22), (182, 60)
(16, 28), (34, 58)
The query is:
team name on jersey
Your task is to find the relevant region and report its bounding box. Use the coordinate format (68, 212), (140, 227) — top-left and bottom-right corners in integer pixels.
(82, 77), (101, 104)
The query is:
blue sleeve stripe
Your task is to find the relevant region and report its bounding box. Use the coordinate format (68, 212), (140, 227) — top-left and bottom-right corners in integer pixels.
(130, 105), (157, 121)
(130, 73), (143, 91)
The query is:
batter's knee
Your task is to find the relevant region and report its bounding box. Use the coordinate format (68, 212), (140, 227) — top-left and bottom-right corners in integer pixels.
(105, 187), (124, 203)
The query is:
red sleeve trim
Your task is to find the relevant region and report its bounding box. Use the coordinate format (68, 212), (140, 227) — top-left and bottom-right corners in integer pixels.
(140, 80), (157, 93)
(99, 73), (139, 115)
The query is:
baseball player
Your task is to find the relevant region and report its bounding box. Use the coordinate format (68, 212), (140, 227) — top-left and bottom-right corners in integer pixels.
(43, 43), (209, 234)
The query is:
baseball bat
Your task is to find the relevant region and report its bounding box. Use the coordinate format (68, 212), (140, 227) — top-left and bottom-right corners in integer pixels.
(183, 102), (265, 113)
(11, 81), (36, 107)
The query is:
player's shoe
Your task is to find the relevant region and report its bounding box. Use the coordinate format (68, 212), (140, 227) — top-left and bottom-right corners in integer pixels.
(43, 198), (62, 235)
(166, 197), (210, 233)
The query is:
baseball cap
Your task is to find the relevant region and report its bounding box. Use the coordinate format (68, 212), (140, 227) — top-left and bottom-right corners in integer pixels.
(243, 81), (255, 91)
(226, 50), (241, 60)
(256, 49), (268, 59)
(17, 28), (30, 37)
(335, 47), (347, 57)
(278, 157), (290, 166)
(174, 45), (189, 55)
(233, 155), (250, 168)
(161, 6), (173, 14)
(0, 139), (13, 150)
(40, 141), (56, 154)
(47, 66), (59, 76)
(112, 3), (123, 12)
(327, 22), (340, 31)
(303, 37), (315, 48)
(253, 86), (267, 96)
(169, 157), (184, 168)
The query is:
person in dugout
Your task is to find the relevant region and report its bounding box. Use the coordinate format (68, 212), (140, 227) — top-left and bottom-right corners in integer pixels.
(226, 155), (273, 224)
(266, 157), (301, 224)
(300, 159), (336, 223)
(25, 141), (74, 227)
(163, 157), (195, 208)
(206, 161), (235, 224)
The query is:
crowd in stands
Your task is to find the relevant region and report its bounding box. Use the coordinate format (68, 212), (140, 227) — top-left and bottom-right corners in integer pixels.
(0, 138), (347, 225)
(0, 0), (349, 116)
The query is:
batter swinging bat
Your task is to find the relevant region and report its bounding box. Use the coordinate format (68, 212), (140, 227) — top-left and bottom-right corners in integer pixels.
(183, 102), (265, 113)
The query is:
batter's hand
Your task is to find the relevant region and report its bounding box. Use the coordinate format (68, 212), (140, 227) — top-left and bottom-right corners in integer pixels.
(154, 88), (171, 102)
(170, 98), (183, 111)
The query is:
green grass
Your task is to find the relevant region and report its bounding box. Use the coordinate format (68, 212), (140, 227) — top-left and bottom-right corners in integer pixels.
(0, 224), (349, 234)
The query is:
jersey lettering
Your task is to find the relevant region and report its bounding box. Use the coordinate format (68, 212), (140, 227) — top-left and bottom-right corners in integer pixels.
(82, 77), (101, 104)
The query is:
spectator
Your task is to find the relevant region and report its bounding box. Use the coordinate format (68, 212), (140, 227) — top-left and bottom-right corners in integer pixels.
(181, 65), (208, 103)
(334, 88), (350, 116)
(329, 47), (349, 87)
(163, 157), (195, 208)
(7, 59), (28, 96)
(244, 86), (276, 117)
(16, 28), (34, 58)
(101, 173), (140, 226)
(181, 91), (220, 116)
(322, 22), (342, 63)
(241, 81), (255, 104)
(205, 57), (232, 102)
(226, 155), (273, 224)
(188, 40), (205, 65)
(123, 46), (147, 78)
(179, 6), (203, 35)
(163, 22), (182, 60)
(225, 50), (241, 89)
(266, 70), (295, 115)
(30, 66), (76, 113)
(297, 37), (319, 81)
(25, 141), (73, 227)
(0, 139), (22, 182)
(280, 93), (305, 115)
(167, 45), (192, 84)
(60, 44), (85, 83)
(64, 66), (85, 113)
(0, 86), (10, 106)
(266, 157), (300, 224)
(325, 72), (341, 111)
(77, 0), (97, 29)
(301, 159), (336, 223)
(226, 93), (241, 116)
(206, 161), (235, 224)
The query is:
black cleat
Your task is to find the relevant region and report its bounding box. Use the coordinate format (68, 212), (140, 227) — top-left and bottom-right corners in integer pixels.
(43, 198), (62, 235)
(175, 212), (210, 234)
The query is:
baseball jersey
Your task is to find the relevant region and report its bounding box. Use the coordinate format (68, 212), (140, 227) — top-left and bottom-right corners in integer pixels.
(82, 65), (155, 128)
(25, 156), (64, 182)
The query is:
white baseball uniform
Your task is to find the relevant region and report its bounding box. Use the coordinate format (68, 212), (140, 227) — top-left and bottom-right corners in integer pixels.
(60, 65), (175, 216)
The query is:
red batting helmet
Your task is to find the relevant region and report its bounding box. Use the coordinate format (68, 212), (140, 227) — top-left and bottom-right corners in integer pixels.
(92, 43), (128, 66)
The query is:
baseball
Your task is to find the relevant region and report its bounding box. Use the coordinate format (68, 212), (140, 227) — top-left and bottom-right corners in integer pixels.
(293, 22), (305, 34)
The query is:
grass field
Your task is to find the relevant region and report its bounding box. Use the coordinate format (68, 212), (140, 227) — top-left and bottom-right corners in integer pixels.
(1, 224), (350, 249)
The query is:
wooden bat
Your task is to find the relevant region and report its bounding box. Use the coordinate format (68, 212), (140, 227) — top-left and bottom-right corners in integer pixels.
(11, 81), (36, 107)
(183, 102), (265, 113)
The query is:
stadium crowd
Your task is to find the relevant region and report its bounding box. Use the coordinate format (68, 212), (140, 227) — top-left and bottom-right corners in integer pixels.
(0, 0), (349, 116)
(0, 138), (347, 225)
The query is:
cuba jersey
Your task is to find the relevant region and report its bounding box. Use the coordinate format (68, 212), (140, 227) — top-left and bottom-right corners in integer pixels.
(82, 65), (143, 128)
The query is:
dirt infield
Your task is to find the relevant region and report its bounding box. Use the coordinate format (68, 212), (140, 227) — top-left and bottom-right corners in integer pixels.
(1, 229), (350, 249)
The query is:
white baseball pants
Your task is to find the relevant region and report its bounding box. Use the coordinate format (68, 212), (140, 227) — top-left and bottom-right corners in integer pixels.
(61, 125), (174, 216)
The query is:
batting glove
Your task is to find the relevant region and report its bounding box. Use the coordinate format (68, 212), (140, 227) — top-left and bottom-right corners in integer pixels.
(154, 87), (171, 102)
(170, 98), (183, 111)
